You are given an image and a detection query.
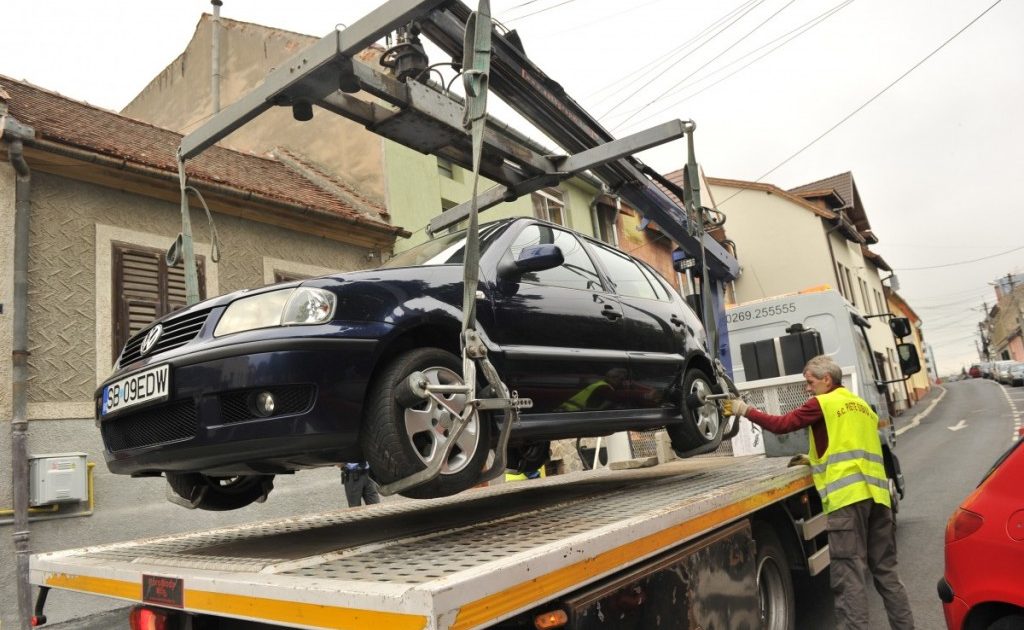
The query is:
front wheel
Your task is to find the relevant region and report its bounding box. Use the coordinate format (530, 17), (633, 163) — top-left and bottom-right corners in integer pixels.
(667, 368), (725, 457)
(165, 473), (273, 511)
(362, 348), (492, 499)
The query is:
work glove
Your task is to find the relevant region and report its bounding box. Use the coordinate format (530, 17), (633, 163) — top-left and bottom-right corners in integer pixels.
(722, 397), (748, 418)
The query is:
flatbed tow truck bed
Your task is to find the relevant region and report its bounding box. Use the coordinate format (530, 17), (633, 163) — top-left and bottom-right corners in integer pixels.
(30, 456), (817, 630)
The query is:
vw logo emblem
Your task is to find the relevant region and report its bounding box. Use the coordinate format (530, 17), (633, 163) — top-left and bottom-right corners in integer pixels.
(140, 324), (163, 356)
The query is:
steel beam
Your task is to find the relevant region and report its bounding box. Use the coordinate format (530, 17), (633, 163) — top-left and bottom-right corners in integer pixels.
(179, 0), (450, 159)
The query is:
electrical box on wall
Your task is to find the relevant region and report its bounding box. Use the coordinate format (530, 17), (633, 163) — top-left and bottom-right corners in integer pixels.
(29, 453), (88, 506)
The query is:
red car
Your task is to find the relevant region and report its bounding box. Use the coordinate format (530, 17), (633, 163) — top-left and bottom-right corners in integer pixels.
(938, 435), (1024, 629)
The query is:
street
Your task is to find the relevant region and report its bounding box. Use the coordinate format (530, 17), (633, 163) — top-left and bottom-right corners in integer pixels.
(865, 378), (1021, 629)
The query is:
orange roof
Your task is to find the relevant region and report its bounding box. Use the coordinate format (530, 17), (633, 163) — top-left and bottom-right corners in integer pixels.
(0, 75), (406, 239)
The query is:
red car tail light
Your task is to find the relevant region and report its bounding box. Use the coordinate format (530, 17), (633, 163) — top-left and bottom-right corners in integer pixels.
(129, 606), (172, 630)
(948, 508), (984, 542)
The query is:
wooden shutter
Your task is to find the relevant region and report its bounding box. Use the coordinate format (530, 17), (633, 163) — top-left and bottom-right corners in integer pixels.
(112, 242), (205, 362)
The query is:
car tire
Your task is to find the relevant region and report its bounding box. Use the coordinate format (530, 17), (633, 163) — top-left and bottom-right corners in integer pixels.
(990, 615), (1024, 630)
(667, 368), (724, 457)
(362, 348), (492, 499)
(165, 473), (273, 511)
(753, 523), (796, 630)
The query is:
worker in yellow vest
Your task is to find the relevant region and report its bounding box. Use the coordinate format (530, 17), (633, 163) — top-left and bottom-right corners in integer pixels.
(724, 355), (914, 630)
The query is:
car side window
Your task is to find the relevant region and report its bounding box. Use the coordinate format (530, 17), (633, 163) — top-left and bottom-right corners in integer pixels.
(590, 243), (660, 300)
(509, 225), (603, 291)
(637, 262), (673, 301)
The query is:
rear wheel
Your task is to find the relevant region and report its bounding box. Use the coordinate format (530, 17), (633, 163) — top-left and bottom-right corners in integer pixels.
(991, 614), (1024, 629)
(667, 368), (724, 456)
(362, 348), (491, 499)
(165, 473), (273, 511)
(753, 523), (796, 630)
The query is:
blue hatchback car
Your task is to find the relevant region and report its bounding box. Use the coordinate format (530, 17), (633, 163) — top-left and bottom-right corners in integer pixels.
(96, 218), (724, 509)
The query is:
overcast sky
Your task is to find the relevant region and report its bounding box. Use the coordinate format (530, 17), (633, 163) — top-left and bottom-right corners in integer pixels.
(3, 0), (1022, 374)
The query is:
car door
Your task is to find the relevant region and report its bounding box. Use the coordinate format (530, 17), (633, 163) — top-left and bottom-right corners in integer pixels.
(489, 223), (631, 414)
(586, 242), (686, 410)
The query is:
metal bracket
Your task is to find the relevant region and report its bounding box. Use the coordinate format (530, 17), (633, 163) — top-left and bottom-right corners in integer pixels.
(377, 330), (532, 496)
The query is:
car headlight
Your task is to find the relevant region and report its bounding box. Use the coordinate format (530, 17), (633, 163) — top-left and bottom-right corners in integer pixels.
(214, 288), (336, 337)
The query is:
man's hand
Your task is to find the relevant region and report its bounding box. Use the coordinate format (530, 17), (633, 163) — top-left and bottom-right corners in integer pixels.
(722, 397), (748, 418)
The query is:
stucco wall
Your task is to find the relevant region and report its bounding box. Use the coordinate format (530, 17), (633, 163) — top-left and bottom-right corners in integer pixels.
(121, 16), (387, 205)
(0, 168), (379, 628)
(710, 184), (833, 302)
(25, 172), (372, 407)
(385, 139), (603, 252)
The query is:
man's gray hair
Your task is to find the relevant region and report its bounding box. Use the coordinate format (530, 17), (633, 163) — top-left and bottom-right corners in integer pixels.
(804, 355), (842, 384)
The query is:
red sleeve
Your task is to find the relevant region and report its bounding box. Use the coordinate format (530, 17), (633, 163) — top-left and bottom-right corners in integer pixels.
(746, 397), (828, 455)
(746, 397), (823, 432)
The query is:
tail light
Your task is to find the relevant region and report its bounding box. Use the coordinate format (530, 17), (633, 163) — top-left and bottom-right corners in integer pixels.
(129, 606), (173, 630)
(947, 508), (984, 542)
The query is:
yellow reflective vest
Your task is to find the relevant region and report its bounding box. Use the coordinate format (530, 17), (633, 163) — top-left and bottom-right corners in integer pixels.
(809, 387), (891, 513)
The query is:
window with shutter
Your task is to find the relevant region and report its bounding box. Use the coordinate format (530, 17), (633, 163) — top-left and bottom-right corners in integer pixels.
(112, 242), (205, 362)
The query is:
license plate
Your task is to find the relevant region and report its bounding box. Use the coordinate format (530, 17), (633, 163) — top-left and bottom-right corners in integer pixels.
(102, 364), (169, 416)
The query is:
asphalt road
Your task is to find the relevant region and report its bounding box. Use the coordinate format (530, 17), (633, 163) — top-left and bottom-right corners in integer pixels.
(864, 378), (1022, 630)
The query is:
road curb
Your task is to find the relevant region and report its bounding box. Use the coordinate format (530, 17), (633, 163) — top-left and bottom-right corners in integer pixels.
(895, 384), (946, 437)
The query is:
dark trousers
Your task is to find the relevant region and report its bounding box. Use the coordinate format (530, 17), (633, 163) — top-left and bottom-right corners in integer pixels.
(828, 499), (914, 629)
(342, 469), (380, 507)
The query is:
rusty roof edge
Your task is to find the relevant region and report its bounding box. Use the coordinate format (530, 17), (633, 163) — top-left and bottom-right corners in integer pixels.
(26, 136), (408, 239)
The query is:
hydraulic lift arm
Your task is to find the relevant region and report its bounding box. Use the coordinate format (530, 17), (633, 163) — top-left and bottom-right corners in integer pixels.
(176, 0), (741, 493)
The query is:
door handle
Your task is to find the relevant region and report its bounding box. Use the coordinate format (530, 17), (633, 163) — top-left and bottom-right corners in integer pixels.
(671, 315), (684, 327)
(602, 305), (623, 320)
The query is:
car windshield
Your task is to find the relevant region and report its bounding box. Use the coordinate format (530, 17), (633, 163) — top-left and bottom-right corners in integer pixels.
(381, 222), (510, 268)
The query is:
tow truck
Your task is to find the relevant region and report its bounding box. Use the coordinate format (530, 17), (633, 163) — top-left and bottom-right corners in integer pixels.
(28, 1), (833, 627)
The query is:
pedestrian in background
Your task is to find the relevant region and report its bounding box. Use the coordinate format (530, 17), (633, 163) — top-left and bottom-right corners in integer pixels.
(724, 354), (914, 630)
(340, 462), (380, 507)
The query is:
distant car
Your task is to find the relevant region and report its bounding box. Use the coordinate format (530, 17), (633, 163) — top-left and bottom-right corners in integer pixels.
(979, 362), (994, 379)
(95, 218), (725, 509)
(993, 360), (1016, 385)
(1010, 364), (1024, 387)
(968, 364), (981, 379)
(938, 437), (1024, 629)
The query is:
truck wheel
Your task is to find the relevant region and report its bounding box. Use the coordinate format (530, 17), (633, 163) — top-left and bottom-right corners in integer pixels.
(667, 368), (724, 456)
(165, 473), (273, 511)
(362, 348), (491, 499)
(753, 523), (795, 630)
(888, 477), (900, 515)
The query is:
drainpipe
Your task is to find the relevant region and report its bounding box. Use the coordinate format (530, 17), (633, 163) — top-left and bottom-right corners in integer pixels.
(211, 0), (223, 114)
(6, 116), (36, 629)
(823, 211), (847, 293)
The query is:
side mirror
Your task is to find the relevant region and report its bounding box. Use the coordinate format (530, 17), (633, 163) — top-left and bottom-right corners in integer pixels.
(889, 317), (912, 339)
(897, 342), (921, 376)
(498, 244), (564, 278)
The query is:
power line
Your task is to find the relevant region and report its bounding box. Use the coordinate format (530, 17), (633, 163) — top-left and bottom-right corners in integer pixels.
(600, 0), (768, 119)
(717, 0), (1006, 209)
(897, 243), (1024, 271)
(607, 0), (854, 128)
(613, 0), (796, 129)
(584, 0), (757, 102)
(503, 0), (578, 23)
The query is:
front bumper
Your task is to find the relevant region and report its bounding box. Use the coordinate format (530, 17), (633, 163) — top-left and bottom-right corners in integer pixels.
(937, 576), (968, 629)
(96, 338), (377, 476)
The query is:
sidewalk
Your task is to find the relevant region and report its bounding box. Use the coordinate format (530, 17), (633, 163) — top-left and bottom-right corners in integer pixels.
(892, 383), (945, 435)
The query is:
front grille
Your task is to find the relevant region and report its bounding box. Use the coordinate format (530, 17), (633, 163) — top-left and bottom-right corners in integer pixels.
(120, 309), (211, 367)
(219, 385), (316, 424)
(102, 400), (198, 452)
